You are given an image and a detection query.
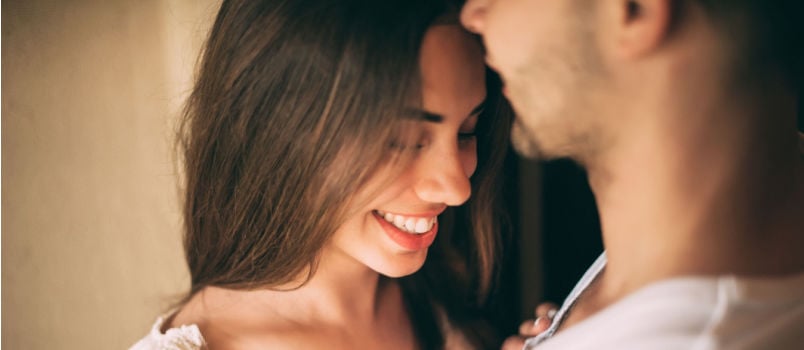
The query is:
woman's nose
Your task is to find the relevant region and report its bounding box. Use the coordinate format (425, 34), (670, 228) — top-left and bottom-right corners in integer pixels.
(413, 147), (474, 207)
(460, 0), (490, 34)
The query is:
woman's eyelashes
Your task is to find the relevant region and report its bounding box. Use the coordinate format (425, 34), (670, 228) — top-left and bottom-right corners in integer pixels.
(458, 116), (479, 147)
(389, 131), (476, 153)
(389, 139), (425, 152)
(459, 113), (480, 147)
(458, 131), (477, 142)
(388, 136), (427, 152)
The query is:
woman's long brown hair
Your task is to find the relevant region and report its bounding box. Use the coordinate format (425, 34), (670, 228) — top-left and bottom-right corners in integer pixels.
(178, 0), (512, 348)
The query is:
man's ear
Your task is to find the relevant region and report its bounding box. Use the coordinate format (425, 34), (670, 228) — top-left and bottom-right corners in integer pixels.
(611, 0), (673, 59)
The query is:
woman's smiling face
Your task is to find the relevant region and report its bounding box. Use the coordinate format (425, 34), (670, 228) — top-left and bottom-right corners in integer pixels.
(323, 24), (488, 277)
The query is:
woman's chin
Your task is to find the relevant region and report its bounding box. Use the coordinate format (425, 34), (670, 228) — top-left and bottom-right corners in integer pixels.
(372, 251), (429, 278)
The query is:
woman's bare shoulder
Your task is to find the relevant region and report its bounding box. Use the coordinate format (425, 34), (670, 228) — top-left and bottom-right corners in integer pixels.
(170, 289), (331, 349)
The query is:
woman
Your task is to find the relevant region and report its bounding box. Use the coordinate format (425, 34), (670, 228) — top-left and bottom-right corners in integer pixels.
(132, 0), (511, 348)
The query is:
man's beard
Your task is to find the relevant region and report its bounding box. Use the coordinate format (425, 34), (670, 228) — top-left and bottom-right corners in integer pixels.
(510, 117), (542, 159)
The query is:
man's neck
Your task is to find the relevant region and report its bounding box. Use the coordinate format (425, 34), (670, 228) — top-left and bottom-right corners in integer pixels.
(586, 85), (804, 304)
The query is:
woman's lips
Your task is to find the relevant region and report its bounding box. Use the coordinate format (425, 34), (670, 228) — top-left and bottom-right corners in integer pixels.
(372, 211), (438, 251)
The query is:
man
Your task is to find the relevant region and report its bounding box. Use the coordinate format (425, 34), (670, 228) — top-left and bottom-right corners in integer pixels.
(461, 0), (804, 349)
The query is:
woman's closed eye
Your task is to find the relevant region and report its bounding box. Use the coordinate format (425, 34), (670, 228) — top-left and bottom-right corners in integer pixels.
(389, 133), (428, 153)
(458, 112), (480, 147)
(458, 131), (477, 143)
(389, 140), (426, 152)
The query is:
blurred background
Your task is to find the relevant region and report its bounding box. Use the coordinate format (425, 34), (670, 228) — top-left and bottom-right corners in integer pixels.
(3, 0), (219, 348)
(2, 0), (603, 348)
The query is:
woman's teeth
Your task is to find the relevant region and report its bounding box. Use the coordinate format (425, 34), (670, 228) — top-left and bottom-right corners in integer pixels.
(376, 210), (436, 234)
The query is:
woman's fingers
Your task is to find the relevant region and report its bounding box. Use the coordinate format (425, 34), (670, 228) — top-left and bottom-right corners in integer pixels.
(506, 301), (561, 349)
(535, 303), (559, 319)
(518, 316), (550, 337)
(518, 302), (559, 337)
(501, 335), (526, 350)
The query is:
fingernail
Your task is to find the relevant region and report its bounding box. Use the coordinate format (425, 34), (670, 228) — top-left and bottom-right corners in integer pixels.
(547, 309), (557, 319)
(534, 316), (547, 327)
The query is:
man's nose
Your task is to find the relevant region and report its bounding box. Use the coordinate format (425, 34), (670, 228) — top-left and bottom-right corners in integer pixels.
(460, 0), (489, 34)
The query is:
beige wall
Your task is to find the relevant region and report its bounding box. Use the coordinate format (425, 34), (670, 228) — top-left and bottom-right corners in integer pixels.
(2, 1), (219, 348)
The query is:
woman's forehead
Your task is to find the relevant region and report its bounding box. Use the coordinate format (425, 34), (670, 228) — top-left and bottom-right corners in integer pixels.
(419, 25), (486, 123)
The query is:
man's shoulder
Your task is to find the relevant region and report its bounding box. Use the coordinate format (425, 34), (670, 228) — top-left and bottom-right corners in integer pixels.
(536, 273), (804, 349)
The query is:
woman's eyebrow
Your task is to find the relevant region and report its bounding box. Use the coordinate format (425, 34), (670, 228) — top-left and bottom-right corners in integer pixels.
(406, 98), (488, 124)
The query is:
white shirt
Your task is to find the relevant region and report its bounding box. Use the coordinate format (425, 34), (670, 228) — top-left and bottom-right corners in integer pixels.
(525, 253), (804, 349)
(130, 316), (205, 350)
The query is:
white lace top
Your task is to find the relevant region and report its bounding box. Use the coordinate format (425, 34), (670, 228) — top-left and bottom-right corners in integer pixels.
(129, 316), (205, 350)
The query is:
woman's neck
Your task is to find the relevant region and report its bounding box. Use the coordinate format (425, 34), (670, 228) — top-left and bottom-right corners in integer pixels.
(173, 246), (394, 333)
(292, 245), (389, 326)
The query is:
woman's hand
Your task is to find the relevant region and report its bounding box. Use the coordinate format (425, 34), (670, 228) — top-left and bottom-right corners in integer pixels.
(501, 303), (558, 350)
